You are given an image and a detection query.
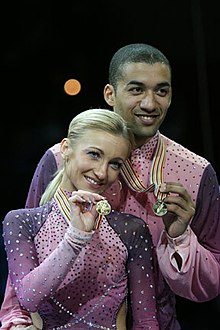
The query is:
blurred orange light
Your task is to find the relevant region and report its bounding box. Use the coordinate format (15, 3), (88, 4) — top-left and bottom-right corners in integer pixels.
(64, 79), (81, 96)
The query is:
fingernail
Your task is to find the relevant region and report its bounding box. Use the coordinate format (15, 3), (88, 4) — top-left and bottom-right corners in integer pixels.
(160, 183), (166, 192)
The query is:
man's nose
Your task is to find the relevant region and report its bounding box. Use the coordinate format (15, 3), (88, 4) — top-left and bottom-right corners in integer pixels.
(140, 91), (157, 110)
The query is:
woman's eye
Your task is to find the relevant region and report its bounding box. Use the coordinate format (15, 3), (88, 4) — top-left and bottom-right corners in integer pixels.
(88, 151), (100, 159)
(110, 162), (122, 170)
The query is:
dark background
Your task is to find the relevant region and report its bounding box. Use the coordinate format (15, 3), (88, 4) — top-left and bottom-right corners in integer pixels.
(1, 1), (220, 329)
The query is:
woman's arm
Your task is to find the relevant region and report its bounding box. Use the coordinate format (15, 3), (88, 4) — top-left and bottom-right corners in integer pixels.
(0, 277), (33, 330)
(0, 145), (61, 329)
(125, 215), (159, 329)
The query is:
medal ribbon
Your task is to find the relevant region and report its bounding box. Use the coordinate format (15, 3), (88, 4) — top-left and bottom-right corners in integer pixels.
(121, 134), (166, 198)
(150, 134), (166, 201)
(121, 159), (155, 192)
(54, 186), (71, 223)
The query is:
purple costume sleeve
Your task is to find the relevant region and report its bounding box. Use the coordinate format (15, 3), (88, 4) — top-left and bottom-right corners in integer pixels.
(107, 212), (159, 328)
(25, 149), (58, 208)
(3, 204), (92, 313)
(157, 164), (220, 301)
(191, 164), (220, 260)
(0, 146), (61, 328)
(127, 224), (158, 329)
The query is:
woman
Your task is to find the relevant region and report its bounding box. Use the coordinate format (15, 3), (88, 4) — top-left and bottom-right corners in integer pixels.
(2, 109), (159, 329)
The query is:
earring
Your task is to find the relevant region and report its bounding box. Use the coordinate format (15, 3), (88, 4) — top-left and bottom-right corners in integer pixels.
(112, 180), (122, 196)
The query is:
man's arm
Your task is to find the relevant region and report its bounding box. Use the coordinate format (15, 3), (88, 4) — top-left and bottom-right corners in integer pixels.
(25, 143), (61, 208)
(157, 165), (220, 301)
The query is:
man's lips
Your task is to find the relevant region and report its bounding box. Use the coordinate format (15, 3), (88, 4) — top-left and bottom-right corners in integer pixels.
(136, 114), (158, 124)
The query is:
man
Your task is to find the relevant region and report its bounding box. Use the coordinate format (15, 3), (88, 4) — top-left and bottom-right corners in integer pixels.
(1, 43), (220, 330)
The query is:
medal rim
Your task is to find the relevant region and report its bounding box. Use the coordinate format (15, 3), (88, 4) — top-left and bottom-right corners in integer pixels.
(96, 200), (111, 215)
(152, 199), (167, 216)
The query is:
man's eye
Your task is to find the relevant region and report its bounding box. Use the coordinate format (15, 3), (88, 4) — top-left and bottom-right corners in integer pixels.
(157, 88), (169, 96)
(129, 87), (143, 94)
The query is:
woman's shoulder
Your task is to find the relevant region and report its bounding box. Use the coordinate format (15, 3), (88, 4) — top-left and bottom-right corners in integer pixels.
(3, 202), (53, 229)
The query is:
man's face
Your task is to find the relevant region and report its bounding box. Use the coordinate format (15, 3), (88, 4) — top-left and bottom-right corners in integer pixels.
(104, 62), (172, 147)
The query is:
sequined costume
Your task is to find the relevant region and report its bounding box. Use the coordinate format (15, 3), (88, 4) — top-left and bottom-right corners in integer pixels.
(2, 189), (159, 330)
(1, 131), (220, 330)
(109, 133), (220, 329)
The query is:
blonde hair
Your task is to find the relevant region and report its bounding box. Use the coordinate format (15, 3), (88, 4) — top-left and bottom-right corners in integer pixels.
(40, 108), (135, 205)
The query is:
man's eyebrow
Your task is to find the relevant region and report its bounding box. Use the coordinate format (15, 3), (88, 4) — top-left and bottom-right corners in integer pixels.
(157, 82), (171, 88)
(127, 80), (171, 87)
(127, 80), (144, 86)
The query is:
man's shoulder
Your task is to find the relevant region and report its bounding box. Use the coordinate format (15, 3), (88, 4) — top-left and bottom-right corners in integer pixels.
(49, 143), (61, 156)
(48, 143), (62, 168)
(162, 134), (209, 168)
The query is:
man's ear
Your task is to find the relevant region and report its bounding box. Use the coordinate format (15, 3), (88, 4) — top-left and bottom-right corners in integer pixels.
(168, 88), (172, 107)
(103, 84), (115, 107)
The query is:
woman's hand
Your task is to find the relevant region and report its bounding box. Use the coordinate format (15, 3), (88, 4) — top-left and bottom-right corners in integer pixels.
(68, 190), (106, 232)
(10, 326), (40, 330)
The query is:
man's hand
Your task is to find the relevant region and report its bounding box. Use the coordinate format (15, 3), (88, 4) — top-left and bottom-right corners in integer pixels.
(160, 182), (195, 238)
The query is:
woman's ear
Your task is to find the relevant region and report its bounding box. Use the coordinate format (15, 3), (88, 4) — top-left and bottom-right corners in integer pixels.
(60, 138), (69, 160)
(103, 84), (115, 107)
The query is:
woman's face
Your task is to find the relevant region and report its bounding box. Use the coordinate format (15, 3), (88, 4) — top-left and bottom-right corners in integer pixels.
(60, 129), (129, 194)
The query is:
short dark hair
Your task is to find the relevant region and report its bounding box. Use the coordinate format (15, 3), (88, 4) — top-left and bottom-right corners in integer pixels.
(108, 43), (171, 89)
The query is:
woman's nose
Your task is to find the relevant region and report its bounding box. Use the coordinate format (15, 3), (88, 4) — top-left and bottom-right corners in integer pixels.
(94, 163), (108, 180)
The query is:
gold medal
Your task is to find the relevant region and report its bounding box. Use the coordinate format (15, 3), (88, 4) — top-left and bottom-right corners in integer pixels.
(152, 199), (167, 216)
(96, 200), (111, 216)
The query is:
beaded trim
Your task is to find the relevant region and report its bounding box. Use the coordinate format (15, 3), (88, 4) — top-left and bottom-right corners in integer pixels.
(51, 282), (121, 329)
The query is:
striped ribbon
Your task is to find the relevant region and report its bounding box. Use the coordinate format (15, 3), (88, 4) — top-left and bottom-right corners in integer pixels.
(150, 134), (166, 200)
(121, 134), (166, 199)
(54, 186), (71, 223)
(54, 187), (103, 229)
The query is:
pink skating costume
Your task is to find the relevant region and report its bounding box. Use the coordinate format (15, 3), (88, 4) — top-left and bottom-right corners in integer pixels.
(3, 188), (159, 329)
(1, 131), (220, 330)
